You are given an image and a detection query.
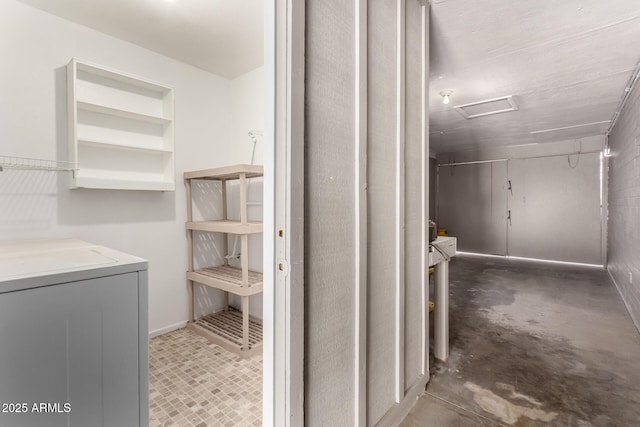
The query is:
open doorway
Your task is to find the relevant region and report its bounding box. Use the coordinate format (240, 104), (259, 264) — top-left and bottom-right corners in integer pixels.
(0, 0), (283, 425)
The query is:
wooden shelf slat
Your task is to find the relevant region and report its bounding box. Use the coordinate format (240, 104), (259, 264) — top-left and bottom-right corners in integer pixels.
(184, 164), (263, 181)
(187, 220), (263, 234)
(187, 266), (263, 296)
(188, 308), (263, 358)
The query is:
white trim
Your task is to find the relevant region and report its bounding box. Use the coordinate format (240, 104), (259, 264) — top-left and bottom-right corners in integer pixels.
(263, 0), (276, 424)
(149, 320), (187, 338)
(266, 0), (306, 425)
(395, 0), (406, 402)
(354, 0), (368, 424)
(372, 374), (428, 427)
(285, 0), (306, 424)
(420, 1), (428, 378)
(600, 152), (609, 266)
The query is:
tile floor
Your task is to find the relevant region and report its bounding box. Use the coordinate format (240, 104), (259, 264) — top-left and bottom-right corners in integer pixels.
(149, 328), (262, 427)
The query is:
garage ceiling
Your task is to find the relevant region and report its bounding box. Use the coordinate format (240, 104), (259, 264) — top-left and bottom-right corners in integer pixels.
(429, 0), (640, 152)
(17, 0), (263, 79)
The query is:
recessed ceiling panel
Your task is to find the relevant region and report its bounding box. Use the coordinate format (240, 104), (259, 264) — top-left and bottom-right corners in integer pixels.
(454, 96), (517, 119)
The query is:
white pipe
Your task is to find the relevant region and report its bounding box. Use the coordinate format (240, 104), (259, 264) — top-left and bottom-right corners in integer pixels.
(607, 59), (640, 136)
(229, 130), (265, 260)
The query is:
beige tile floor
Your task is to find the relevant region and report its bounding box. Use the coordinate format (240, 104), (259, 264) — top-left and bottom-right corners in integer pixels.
(149, 328), (262, 427)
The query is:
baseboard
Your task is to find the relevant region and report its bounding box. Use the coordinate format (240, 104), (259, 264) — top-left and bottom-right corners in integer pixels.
(374, 375), (428, 427)
(607, 268), (640, 335)
(149, 320), (188, 338)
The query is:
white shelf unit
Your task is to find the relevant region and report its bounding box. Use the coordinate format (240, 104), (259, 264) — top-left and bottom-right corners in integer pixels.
(185, 164), (263, 358)
(67, 59), (175, 191)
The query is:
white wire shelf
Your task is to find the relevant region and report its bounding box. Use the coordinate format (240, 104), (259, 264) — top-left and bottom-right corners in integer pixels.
(0, 156), (78, 172)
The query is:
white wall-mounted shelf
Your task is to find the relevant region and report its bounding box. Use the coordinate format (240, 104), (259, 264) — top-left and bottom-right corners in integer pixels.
(77, 138), (173, 154)
(77, 101), (172, 125)
(67, 59), (175, 191)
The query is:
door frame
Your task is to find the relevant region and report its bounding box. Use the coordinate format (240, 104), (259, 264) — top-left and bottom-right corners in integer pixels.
(263, 0), (305, 425)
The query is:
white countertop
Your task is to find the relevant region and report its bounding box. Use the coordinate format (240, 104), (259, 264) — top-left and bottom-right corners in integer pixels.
(428, 236), (457, 267)
(0, 239), (147, 291)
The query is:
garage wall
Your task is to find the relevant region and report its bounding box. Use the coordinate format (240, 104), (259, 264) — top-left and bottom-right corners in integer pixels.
(508, 153), (601, 264)
(436, 136), (605, 264)
(607, 75), (640, 332)
(438, 161), (508, 255)
(304, 1), (429, 426)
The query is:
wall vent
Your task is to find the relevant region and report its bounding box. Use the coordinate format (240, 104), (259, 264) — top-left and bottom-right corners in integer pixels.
(454, 95), (518, 119)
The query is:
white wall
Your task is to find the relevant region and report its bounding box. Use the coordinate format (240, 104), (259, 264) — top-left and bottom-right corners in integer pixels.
(231, 67), (265, 164)
(0, 0), (263, 334)
(607, 74), (640, 332)
(226, 67), (265, 320)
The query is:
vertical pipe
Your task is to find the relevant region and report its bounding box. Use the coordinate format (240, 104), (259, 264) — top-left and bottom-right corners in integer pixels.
(434, 260), (449, 361)
(506, 161), (510, 256)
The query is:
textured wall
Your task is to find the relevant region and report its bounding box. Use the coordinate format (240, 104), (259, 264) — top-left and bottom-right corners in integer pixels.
(607, 77), (640, 331)
(304, 0), (356, 425)
(304, 0), (430, 425)
(367, 0), (399, 423)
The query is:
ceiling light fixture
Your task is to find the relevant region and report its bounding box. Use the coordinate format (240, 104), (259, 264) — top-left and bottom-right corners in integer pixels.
(440, 90), (453, 105)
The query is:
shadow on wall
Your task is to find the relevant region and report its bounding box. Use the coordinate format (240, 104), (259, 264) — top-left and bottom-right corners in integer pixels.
(0, 169), (57, 235)
(53, 67), (177, 225)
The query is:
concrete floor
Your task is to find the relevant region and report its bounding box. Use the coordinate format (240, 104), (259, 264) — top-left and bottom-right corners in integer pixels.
(401, 255), (640, 427)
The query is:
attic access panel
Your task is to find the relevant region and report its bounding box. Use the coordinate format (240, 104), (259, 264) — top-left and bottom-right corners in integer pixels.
(454, 95), (518, 119)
